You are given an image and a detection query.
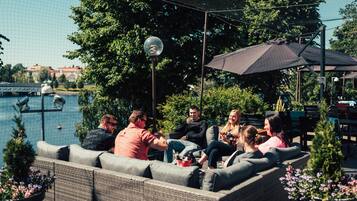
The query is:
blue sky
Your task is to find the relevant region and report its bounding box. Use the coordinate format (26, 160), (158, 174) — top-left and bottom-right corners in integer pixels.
(0, 0), (354, 68)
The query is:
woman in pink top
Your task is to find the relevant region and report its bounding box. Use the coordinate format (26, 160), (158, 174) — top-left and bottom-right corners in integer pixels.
(258, 114), (289, 154)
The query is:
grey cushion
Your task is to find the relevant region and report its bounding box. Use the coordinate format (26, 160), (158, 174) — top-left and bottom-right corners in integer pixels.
(202, 161), (253, 192)
(206, 125), (219, 145)
(69, 144), (105, 167)
(264, 148), (280, 165)
(275, 146), (301, 161)
(37, 141), (69, 161)
(99, 153), (152, 178)
(150, 161), (200, 188)
(245, 157), (274, 173)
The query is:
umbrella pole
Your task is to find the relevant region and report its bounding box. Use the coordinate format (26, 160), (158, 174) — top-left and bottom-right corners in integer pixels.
(199, 11), (208, 112)
(319, 25), (326, 101)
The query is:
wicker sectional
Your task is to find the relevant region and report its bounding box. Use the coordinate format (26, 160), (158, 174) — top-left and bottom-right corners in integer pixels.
(33, 142), (309, 201)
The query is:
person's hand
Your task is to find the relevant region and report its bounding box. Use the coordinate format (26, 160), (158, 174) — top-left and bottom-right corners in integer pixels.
(219, 132), (227, 141)
(180, 135), (187, 140)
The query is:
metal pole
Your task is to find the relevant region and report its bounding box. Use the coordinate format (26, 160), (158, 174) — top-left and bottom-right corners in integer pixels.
(151, 56), (158, 132)
(320, 25), (326, 101)
(330, 77), (334, 105)
(342, 72), (345, 97)
(41, 94), (45, 141)
(199, 11), (208, 113)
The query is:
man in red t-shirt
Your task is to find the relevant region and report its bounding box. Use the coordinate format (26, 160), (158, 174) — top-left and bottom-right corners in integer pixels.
(114, 110), (167, 160)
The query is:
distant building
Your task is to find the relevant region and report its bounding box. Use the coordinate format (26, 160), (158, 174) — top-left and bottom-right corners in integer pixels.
(26, 64), (83, 83)
(56, 66), (83, 82)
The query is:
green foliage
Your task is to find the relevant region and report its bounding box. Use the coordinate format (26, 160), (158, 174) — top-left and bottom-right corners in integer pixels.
(70, 82), (77, 89)
(158, 86), (268, 133)
(53, 79), (59, 88)
(39, 67), (49, 83)
(75, 90), (132, 143)
(58, 74), (66, 83)
(64, 81), (70, 89)
(0, 34), (10, 67)
(330, 0), (357, 57)
(307, 101), (344, 182)
(3, 107), (35, 181)
(275, 96), (285, 112)
(77, 80), (84, 89)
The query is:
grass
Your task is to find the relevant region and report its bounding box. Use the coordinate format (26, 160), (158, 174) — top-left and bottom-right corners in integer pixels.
(54, 84), (96, 93)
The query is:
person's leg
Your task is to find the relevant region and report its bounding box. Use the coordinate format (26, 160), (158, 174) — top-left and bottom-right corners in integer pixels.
(207, 141), (236, 168)
(198, 140), (221, 165)
(207, 148), (219, 168)
(163, 139), (185, 163)
(178, 140), (200, 159)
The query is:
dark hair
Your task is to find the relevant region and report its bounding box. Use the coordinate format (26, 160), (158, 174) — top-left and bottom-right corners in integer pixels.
(266, 114), (282, 133)
(242, 125), (258, 145)
(128, 110), (146, 123)
(189, 105), (200, 111)
(101, 114), (117, 124)
(266, 114), (289, 145)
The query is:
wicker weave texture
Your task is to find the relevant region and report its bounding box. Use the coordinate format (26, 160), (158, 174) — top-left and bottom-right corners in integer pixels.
(32, 157), (55, 201)
(144, 180), (224, 201)
(94, 169), (147, 201)
(55, 162), (98, 201)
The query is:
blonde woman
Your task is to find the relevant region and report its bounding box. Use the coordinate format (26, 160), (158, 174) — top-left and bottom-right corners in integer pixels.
(197, 109), (240, 169)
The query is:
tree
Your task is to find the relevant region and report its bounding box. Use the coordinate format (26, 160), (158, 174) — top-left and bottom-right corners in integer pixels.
(0, 34), (10, 67)
(58, 74), (66, 83)
(67, 0), (325, 108)
(11, 63), (27, 83)
(307, 101), (344, 182)
(330, 0), (357, 57)
(3, 107), (35, 181)
(0, 64), (12, 82)
(53, 80), (59, 88)
(39, 67), (49, 82)
(64, 80), (71, 89)
(66, 0), (246, 110)
(77, 79), (84, 89)
(70, 82), (77, 89)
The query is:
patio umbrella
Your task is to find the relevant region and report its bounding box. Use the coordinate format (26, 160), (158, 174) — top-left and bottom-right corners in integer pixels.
(300, 65), (357, 72)
(343, 72), (357, 79)
(206, 40), (357, 75)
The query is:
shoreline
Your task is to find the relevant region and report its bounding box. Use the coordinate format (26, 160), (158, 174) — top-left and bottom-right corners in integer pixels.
(54, 90), (81, 95)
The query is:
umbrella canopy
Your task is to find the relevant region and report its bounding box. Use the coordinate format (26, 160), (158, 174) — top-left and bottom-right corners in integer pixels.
(300, 58), (357, 72)
(301, 65), (357, 72)
(343, 72), (357, 79)
(206, 40), (357, 75)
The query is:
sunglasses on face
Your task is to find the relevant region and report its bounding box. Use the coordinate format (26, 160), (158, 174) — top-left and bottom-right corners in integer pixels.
(109, 121), (118, 126)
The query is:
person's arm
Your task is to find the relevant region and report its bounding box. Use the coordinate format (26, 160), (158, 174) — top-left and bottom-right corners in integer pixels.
(186, 120), (208, 139)
(169, 123), (187, 139)
(149, 136), (168, 151)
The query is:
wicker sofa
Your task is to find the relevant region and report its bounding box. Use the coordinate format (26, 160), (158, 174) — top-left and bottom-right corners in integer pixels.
(34, 141), (309, 201)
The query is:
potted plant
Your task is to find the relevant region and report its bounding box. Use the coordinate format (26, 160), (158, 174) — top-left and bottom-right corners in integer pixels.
(280, 101), (357, 200)
(0, 107), (54, 200)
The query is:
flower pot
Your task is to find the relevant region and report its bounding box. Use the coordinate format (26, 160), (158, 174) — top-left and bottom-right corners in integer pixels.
(17, 191), (45, 201)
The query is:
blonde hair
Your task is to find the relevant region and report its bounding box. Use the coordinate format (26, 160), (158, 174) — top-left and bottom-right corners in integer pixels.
(221, 109), (240, 134)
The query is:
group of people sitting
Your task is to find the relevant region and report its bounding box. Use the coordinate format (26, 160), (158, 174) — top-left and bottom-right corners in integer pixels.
(81, 105), (289, 169)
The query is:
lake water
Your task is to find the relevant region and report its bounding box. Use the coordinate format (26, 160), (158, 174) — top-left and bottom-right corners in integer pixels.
(0, 95), (81, 165)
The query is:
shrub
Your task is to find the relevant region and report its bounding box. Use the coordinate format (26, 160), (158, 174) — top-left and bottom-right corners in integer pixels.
(158, 86), (268, 133)
(308, 100), (344, 182)
(1, 107), (54, 200)
(3, 108), (35, 181)
(75, 90), (132, 143)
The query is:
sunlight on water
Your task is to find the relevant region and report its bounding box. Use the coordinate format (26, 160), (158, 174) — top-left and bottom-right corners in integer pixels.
(0, 95), (81, 165)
